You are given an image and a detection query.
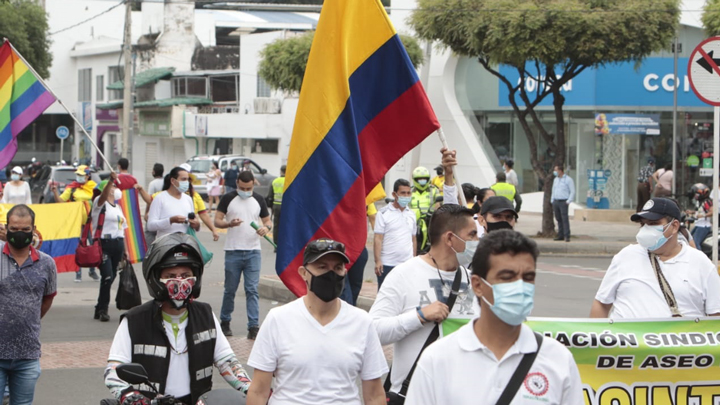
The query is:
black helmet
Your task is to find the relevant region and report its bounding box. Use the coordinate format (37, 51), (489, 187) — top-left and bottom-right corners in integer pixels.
(690, 183), (710, 201)
(142, 232), (204, 302)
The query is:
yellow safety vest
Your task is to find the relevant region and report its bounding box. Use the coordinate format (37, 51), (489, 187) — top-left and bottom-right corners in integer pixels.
(410, 187), (437, 220)
(272, 177), (285, 205)
(490, 182), (516, 201)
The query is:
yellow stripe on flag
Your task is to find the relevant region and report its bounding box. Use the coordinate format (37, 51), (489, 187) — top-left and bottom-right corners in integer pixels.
(0, 202), (85, 240)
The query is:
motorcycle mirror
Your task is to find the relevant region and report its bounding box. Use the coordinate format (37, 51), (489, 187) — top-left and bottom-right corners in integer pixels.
(197, 389), (246, 405)
(116, 363), (151, 385)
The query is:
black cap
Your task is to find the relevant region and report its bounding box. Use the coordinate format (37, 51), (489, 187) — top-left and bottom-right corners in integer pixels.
(631, 198), (681, 222)
(647, 156), (656, 163)
(480, 196), (518, 217)
(303, 239), (350, 265)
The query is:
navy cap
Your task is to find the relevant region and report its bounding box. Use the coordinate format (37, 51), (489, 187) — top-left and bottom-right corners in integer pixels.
(480, 196), (518, 217)
(631, 198), (681, 222)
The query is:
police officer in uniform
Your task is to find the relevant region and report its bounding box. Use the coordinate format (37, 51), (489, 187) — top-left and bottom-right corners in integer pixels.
(267, 165), (286, 250)
(490, 171), (522, 213)
(409, 166), (439, 254)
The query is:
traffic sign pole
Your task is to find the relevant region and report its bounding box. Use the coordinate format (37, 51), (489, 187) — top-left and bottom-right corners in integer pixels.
(59, 138), (63, 162)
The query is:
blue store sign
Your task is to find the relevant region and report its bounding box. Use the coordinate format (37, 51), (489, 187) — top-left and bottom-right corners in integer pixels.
(594, 113), (660, 136)
(498, 58), (707, 108)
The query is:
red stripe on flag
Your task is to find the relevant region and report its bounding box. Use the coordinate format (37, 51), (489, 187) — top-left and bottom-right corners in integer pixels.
(55, 254), (79, 273)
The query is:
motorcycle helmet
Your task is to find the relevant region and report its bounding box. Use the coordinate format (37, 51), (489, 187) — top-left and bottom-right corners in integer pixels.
(412, 166), (431, 191)
(143, 232), (204, 303)
(690, 183), (710, 201)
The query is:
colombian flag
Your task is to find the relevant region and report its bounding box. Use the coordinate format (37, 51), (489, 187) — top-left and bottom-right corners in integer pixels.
(0, 40), (56, 168)
(1, 202), (86, 273)
(276, 0), (440, 296)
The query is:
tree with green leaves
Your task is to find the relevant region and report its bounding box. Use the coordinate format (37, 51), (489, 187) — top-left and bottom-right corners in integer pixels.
(0, 0), (52, 78)
(703, 0), (720, 36)
(258, 31), (424, 93)
(411, 0), (679, 236)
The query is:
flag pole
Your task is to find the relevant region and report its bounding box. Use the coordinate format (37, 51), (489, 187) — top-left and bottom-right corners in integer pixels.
(5, 39), (116, 172)
(436, 128), (467, 207)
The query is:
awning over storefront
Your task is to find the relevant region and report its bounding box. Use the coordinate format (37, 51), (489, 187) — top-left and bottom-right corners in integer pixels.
(106, 67), (175, 90)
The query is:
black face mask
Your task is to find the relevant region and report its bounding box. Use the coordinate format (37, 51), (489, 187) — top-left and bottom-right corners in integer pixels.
(7, 230), (33, 249)
(307, 268), (345, 302)
(486, 221), (513, 233)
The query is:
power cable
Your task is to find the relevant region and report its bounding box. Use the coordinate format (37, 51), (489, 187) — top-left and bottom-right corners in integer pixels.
(50, 0), (126, 35)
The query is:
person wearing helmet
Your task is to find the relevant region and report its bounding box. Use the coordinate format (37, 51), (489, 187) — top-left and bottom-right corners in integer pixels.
(687, 183), (713, 248)
(410, 166), (439, 254)
(104, 233), (251, 405)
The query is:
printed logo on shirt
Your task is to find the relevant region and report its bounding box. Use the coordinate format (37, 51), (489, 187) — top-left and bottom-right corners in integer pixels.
(418, 279), (475, 316)
(523, 372), (549, 397)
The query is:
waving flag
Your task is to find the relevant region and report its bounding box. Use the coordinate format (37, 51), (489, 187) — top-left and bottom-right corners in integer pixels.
(118, 188), (147, 263)
(276, 0), (440, 296)
(0, 40), (56, 168)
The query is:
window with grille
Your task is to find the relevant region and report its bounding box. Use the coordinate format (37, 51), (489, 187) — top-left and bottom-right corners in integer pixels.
(78, 68), (92, 102)
(256, 77), (271, 97)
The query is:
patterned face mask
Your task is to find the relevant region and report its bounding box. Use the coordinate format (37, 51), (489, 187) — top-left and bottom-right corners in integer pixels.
(160, 277), (196, 307)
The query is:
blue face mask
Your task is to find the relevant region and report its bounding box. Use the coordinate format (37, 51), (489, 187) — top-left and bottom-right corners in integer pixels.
(176, 180), (189, 193)
(397, 196), (412, 208)
(451, 233), (479, 268)
(231, 165), (238, 170)
(636, 223), (672, 251)
(553, 171), (558, 177)
(11, 174), (20, 181)
(76, 175), (87, 184)
(417, 179), (428, 186)
(481, 278), (535, 326)
(238, 190), (253, 199)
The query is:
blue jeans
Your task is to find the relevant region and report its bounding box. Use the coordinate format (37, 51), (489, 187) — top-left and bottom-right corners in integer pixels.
(692, 226), (712, 248)
(376, 265), (395, 290)
(220, 250), (261, 328)
(0, 359), (41, 405)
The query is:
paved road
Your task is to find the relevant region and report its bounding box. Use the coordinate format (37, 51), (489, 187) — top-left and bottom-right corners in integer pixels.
(31, 227), (613, 404)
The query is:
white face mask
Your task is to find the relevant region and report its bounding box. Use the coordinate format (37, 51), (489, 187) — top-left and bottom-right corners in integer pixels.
(636, 222), (673, 251)
(113, 189), (122, 202)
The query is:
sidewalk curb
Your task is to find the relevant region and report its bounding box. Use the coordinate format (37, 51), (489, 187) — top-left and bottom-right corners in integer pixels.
(533, 240), (630, 255)
(259, 276), (375, 310)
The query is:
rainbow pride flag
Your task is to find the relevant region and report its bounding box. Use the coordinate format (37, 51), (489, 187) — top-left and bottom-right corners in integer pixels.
(0, 202), (86, 273)
(0, 40), (56, 168)
(118, 188), (147, 263)
(276, 0), (439, 295)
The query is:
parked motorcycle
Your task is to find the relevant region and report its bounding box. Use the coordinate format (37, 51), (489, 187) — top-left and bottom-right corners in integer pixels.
(100, 363), (245, 405)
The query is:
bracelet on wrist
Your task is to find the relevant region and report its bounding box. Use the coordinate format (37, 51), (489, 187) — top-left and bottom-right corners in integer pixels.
(416, 306), (428, 323)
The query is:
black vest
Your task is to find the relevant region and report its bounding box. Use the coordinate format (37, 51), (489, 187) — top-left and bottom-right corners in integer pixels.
(122, 301), (217, 404)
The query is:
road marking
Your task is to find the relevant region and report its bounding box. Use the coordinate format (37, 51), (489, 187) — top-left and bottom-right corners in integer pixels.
(537, 262), (605, 280)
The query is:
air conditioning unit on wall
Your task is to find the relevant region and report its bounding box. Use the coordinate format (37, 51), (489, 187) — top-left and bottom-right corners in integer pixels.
(254, 98), (281, 114)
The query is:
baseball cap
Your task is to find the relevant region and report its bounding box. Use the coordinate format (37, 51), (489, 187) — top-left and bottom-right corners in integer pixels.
(75, 165), (90, 175)
(480, 196), (518, 217)
(179, 163), (192, 172)
(631, 198), (681, 222)
(303, 239), (350, 265)
(647, 156), (656, 163)
(11, 166), (22, 175)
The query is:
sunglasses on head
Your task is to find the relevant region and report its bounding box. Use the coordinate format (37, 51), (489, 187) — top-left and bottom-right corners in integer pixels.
(306, 240), (345, 254)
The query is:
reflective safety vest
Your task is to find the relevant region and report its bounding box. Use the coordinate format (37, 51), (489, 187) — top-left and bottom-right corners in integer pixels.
(491, 182), (516, 201)
(410, 187), (438, 220)
(272, 177), (285, 205)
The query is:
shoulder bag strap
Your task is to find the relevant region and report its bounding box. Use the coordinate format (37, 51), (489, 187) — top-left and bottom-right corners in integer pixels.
(648, 252), (682, 317)
(93, 205), (107, 241)
(495, 332), (544, 405)
(389, 267), (465, 397)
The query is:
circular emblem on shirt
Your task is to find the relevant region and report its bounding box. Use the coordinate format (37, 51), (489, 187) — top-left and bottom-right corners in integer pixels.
(524, 372), (549, 397)
(643, 200), (655, 211)
(32, 230), (43, 250)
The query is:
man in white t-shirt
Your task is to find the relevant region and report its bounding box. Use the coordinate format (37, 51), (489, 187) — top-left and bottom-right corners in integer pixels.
(591, 198), (720, 319)
(214, 170), (272, 340)
(147, 163), (164, 195)
(147, 167), (200, 239)
(369, 204), (478, 397)
(374, 179), (417, 288)
(504, 159), (519, 187)
(405, 230), (583, 404)
(247, 238), (387, 405)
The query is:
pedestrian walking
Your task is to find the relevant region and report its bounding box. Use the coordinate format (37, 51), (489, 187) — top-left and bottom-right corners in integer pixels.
(490, 172), (522, 212)
(207, 161), (222, 211)
(373, 179), (416, 289)
(405, 230), (583, 405)
(687, 183), (713, 247)
(104, 233), (251, 405)
(247, 239), (387, 405)
(652, 162), (673, 198)
(369, 204), (478, 399)
(0, 167), (31, 205)
(92, 175), (127, 322)
(0, 205), (57, 405)
(503, 159), (519, 187)
(214, 170), (272, 339)
(551, 165), (574, 242)
(267, 165), (285, 250)
(224, 161), (239, 194)
(51, 164), (100, 282)
(590, 198), (720, 319)
(147, 163), (164, 195)
(147, 167), (200, 239)
(636, 157), (655, 212)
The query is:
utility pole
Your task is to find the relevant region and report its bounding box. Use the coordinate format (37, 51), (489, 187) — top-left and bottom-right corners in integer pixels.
(122, 0), (133, 165)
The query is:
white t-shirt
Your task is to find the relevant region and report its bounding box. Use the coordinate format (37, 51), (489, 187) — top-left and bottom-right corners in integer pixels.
(1, 182), (32, 205)
(147, 178), (164, 195)
(107, 311), (234, 398)
(147, 191), (194, 238)
(247, 298), (388, 405)
(368, 256), (476, 393)
(92, 197), (128, 239)
(405, 322), (583, 405)
(217, 191), (269, 251)
(505, 169), (519, 187)
(595, 243), (720, 319)
(374, 204), (417, 266)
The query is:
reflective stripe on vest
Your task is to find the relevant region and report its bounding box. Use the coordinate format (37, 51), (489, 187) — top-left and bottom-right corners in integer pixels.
(272, 177), (285, 205)
(491, 182), (516, 201)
